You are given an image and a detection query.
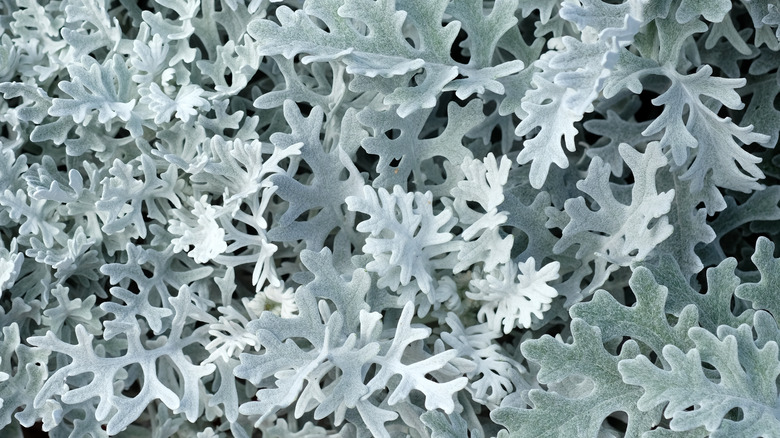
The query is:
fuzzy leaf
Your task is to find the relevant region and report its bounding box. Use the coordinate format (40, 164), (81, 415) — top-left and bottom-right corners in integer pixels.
(620, 320), (780, 436)
(492, 319), (662, 437)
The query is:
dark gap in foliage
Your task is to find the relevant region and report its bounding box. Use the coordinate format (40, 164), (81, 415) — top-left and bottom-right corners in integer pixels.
(294, 159), (313, 175)
(389, 157), (401, 167)
(622, 285), (637, 307)
(633, 76), (667, 122)
(22, 422), (48, 438)
(579, 276), (593, 293)
(425, 156), (448, 188)
(399, 12), (420, 47)
(115, 127), (131, 139)
(309, 15), (331, 34)
(743, 141), (770, 158)
(716, 101), (736, 119)
(646, 218), (660, 235)
(530, 14), (556, 41)
(338, 167), (351, 182)
(408, 70), (424, 88)
(234, 266), (255, 291)
(494, 330), (519, 347)
(482, 99), (497, 116)
(354, 145), (377, 176)
(695, 269), (710, 295)
(290, 206), (319, 225)
(322, 232), (336, 251)
(632, 94), (663, 122)
(450, 28), (470, 64)
(246, 65), (274, 94)
(5, 96), (22, 108)
(706, 63), (727, 80)
(701, 361), (716, 370)
(603, 411), (628, 433)
(720, 229), (744, 260)
(295, 101), (313, 118)
(497, 47), (517, 64)
(647, 351), (658, 364)
(680, 105), (691, 126)
(616, 336), (632, 354)
(125, 278), (142, 295)
(419, 124), (441, 140)
(189, 33), (209, 60)
(581, 122), (603, 147)
(158, 357), (185, 397)
(319, 129), (328, 148)
(737, 90), (755, 126)
(406, 167), (418, 192)
(120, 363), (144, 397)
(466, 200), (485, 214)
(499, 225), (514, 237)
(384, 129), (400, 140)
(215, 22), (230, 48)
(22, 141), (44, 156)
(558, 271), (574, 287)
(518, 16), (538, 46)
(701, 361), (721, 382)
(161, 6), (179, 20)
(223, 125), (238, 139)
(726, 407), (744, 422)
(290, 337), (315, 351)
(436, 95), (454, 118)
(339, 201), (351, 218)
(513, 236), (530, 260)
(490, 124), (504, 146)
(231, 244), (249, 258)
(243, 218), (260, 239)
(418, 102), (450, 139)
(731, 3), (752, 35)
(523, 126), (541, 141)
(134, 209), (154, 236)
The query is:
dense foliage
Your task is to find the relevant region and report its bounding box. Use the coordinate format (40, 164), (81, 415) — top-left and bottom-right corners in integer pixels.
(1, 0), (780, 436)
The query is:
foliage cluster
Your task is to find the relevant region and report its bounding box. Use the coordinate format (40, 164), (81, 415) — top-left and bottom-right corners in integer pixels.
(2, 0), (780, 436)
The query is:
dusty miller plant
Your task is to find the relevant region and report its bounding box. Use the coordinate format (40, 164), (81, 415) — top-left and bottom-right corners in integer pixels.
(1, 0), (780, 436)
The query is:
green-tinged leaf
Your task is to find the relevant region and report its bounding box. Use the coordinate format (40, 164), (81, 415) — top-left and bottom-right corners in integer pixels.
(619, 320), (780, 437)
(493, 319), (662, 437)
